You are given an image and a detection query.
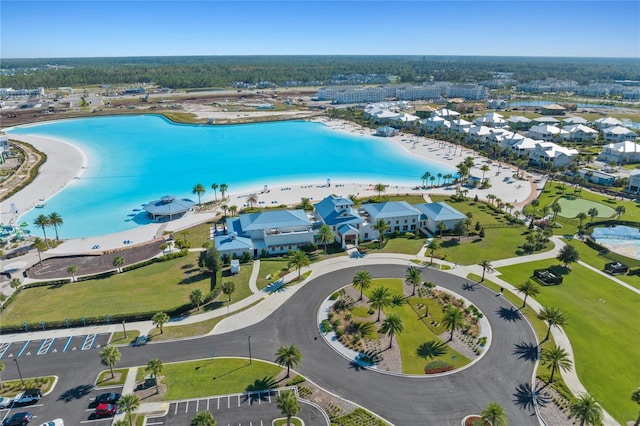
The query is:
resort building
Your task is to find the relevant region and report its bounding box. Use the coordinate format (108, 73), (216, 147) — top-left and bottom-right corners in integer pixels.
(414, 202), (467, 234)
(528, 142), (579, 167)
(528, 124), (568, 142)
(215, 209), (316, 258)
(540, 104), (566, 115)
(598, 140), (640, 164)
(143, 196), (196, 222)
(473, 112), (507, 128)
(361, 201), (422, 236)
(314, 195), (366, 248)
(421, 116), (450, 132)
(628, 170), (640, 195)
(594, 117), (623, 130)
(506, 116), (533, 131)
(0, 134), (8, 164)
(563, 116), (589, 125)
(563, 124), (598, 142)
(603, 126), (637, 143)
(577, 169), (616, 186)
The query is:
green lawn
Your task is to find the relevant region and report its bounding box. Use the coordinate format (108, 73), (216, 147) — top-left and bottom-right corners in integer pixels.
(497, 260), (640, 423)
(1, 253), (211, 326)
(153, 358), (284, 400)
(255, 258), (291, 290)
(375, 236), (427, 255)
(364, 279), (470, 374)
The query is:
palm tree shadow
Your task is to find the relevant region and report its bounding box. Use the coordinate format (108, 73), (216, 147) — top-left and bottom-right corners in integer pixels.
(244, 376), (278, 393)
(512, 341), (539, 362)
(461, 281), (477, 291)
(348, 360), (367, 371)
(497, 306), (523, 322)
(241, 389), (272, 405)
(57, 384), (93, 402)
(512, 382), (551, 411)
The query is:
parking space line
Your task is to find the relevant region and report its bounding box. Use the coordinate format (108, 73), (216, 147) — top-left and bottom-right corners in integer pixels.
(82, 334), (97, 350)
(217, 397), (220, 410)
(173, 403), (178, 415)
(184, 400), (188, 413)
(0, 342), (11, 359)
(62, 336), (73, 352)
(237, 394), (241, 407)
(37, 338), (55, 355)
(17, 340), (30, 357)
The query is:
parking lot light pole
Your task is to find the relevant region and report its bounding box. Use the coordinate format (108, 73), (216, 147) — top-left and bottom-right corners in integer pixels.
(248, 335), (252, 364)
(14, 358), (25, 389)
(122, 320), (127, 338)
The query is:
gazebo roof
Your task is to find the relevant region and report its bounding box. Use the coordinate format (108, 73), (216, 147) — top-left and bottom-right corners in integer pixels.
(143, 196), (195, 216)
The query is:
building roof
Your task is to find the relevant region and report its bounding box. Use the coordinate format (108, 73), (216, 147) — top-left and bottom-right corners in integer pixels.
(535, 142), (579, 158)
(533, 116), (560, 124)
(564, 123), (598, 134)
(541, 103), (566, 111)
(362, 201), (421, 219)
(239, 209), (311, 232)
(315, 195), (363, 227)
(595, 117), (623, 126)
(214, 232), (254, 252)
(507, 115), (532, 123)
(414, 202), (467, 222)
(530, 124), (563, 134)
(603, 140), (640, 153)
(604, 125), (636, 135)
(563, 116), (588, 124)
(143, 196), (195, 216)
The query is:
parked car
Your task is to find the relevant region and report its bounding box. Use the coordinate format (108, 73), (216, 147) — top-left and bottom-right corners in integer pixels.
(2, 411), (33, 425)
(132, 335), (148, 346)
(0, 397), (13, 408)
(95, 392), (121, 404)
(94, 403), (117, 418)
(12, 389), (42, 405)
(38, 420), (63, 426)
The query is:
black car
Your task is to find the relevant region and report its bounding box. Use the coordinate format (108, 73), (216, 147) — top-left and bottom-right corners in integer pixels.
(95, 392), (121, 404)
(2, 411), (33, 425)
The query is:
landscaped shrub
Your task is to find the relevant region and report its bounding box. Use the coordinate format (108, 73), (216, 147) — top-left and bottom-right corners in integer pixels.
(285, 375), (306, 386)
(424, 360), (453, 374)
(23, 278), (72, 288)
(76, 270), (118, 282)
(122, 258), (157, 272)
(320, 319), (332, 333)
(157, 248), (189, 262)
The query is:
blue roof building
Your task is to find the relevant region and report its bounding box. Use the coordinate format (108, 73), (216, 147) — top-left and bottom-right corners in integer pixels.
(362, 201), (422, 237)
(414, 202), (467, 234)
(314, 195), (364, 248)
(215, 209), (315, 257)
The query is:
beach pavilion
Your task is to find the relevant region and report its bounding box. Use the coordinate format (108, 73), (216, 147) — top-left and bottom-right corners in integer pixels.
(143, 196), (196, 222)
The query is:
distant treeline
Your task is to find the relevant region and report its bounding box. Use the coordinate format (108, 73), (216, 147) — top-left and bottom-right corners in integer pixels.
(2, 55), (640, 89)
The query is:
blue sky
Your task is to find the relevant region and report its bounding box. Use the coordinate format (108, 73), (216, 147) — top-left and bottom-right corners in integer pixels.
(1, 1), (639, 58)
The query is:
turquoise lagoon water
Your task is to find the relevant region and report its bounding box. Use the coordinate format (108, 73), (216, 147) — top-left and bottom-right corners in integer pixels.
(7, 115), (455, 238)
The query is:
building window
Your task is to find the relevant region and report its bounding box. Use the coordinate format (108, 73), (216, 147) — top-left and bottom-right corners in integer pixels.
(404, 220), (407, 224)
(402, 225), (408, 231)
(364, 233), (369, 239)
(411, 225), (416, 230)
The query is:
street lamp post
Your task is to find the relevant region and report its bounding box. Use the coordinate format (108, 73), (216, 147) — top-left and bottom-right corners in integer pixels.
(122, 320), (127, 339)
(14, 358), (25, 389)
(248, 335), (252, 364)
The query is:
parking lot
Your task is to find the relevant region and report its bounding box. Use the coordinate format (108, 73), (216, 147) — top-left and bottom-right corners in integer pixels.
(146, 388), (328, 426)
(0, 333), (111, 359)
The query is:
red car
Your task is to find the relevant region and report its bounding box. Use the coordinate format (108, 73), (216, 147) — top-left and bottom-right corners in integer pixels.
(94, 403), (117, 417)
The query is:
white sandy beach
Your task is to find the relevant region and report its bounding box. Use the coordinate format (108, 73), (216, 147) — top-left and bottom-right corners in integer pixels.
(1, 118), (542, 255)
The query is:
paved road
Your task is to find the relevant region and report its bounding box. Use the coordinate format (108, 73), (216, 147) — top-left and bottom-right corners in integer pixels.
(3, 263), (540, 425)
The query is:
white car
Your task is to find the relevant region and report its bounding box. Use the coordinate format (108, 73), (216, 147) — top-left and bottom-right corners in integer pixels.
(39, 420), (64, 426)
(0, 396), (12, 408)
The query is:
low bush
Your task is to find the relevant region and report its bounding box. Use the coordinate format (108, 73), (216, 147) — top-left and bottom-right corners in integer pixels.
(285, 375), (306, 386)
(320, 319), (332, 333)
(424, 360), (453, 374)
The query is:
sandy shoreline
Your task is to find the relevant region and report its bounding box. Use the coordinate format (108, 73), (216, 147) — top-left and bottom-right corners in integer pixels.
(2, 117), (540, 254)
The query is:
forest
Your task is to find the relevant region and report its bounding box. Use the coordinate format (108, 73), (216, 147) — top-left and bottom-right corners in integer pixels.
(2, 55), (640, 90)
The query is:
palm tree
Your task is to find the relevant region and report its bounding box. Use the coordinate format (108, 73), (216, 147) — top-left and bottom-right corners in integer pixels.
(368, 286), (392, 322)
(112, 256), (125, 272)
(437, 172), (443, 186)
(588, 207), (599, 223)
(421, 171), (431, 187)
(211, 183), (219, 201)
(631, 387), (640, 426)
(47, 212), (63, 241)
(373, 218), (390, 242)
(569, 393), (603, 426)
(426, 239), (440, 264)
(379, 314), (404, 349)
(9, 278), (22, 294)
(33, 237), (46, 265)
(405, 266), (422, 296)
(299, 197), (313, 211)
(416, 340), (447, 361)
(66, 265), (78, 281)
(541, 345), (572, 383)
(246, 193), (258, 208)
(576, 211), (588, 229)
(480, 164), (490, 181)
(34, 214), (50, 246)
(222, 281), (235, 301)
(191, 411), (216, 426)
(550, 202), (562, 224)
(530, 199), (540, 219)
(219, 183), (228, 200)
(442, 305), (465, 341)
(537, 306), (568, 341)
(145, 358), (164, 394)
(481, 402), (507, 426)
(276, 390), (300, 426)
(516, 279), (540, 308)
(118, 393), (141, 426)
(352, 270), (372, 301)
(316, 224), (335, 253)
(99, 346), (121, 379)
(287, 250), (309, 280)
(192, 183), (206, 206)
(374, 183), (386, 200)
(436, 221), (447, 238)
(229, 205), (238, 216)
(275, 344), (303, 378)
(348, 194), (359, 205)
(189, 288), (204, 310)
(615, 205), (626, 219)
(479, 260), (492, 282)
(152, 312), (170, 334)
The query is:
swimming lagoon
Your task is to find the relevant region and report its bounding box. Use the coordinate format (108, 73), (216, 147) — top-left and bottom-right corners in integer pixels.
(7, 115), (455, 238)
